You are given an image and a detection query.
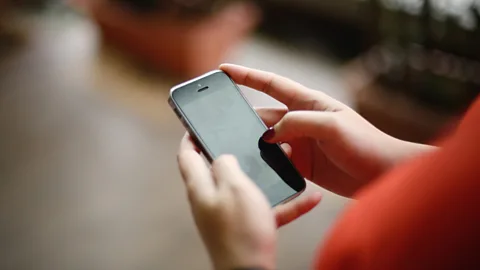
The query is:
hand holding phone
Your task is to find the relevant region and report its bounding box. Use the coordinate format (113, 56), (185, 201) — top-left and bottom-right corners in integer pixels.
(169, 70), (306, 206)
(177, 135), (322, 270)
(172, 66), (327, 270)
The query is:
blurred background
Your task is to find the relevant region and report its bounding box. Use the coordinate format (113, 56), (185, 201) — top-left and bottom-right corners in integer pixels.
(0, 0), (478, 269)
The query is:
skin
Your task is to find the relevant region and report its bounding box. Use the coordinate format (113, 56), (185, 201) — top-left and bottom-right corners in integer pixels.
(177, 64), (437, 270)
(178, 135), (322, 270)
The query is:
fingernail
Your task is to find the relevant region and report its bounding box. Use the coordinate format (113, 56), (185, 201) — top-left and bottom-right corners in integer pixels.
(262, 128), (276, 142)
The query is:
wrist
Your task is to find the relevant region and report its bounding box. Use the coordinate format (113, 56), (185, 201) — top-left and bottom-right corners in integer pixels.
(392, 139), (437, 163)
(361, 134), (438, 181)
(213, 252), (275, 270)
(381, 138), (438, 173)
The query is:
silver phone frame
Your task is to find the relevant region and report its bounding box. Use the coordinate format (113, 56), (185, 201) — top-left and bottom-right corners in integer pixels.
(168, 70), (305, 206)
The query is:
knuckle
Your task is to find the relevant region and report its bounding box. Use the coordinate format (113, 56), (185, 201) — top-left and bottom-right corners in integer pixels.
(194, 198), (218, 213)
(323, 114), (340, 136)
(213, 155), (237, 167)
(185, 184), (201, 202)
(325, 113), (339, 129)
(266, 71), (277, 78)
(280, 112), (301, 129)
(187, 188), (217, 208)
(243, 70), (252, 84)
(229, 177), (245, 190)
(212, 155), (238, 175)
(199, 196), (218, 210)
(281, 112), (297, 124)
(185, 180), (196, 193)
(309, 99), (323, 111)
(186, 189), (197, 204)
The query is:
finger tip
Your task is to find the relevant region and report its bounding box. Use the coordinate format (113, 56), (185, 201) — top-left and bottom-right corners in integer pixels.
(219, 63), (235, 71)
(178, 149), (200, 160)
(311, 192), (323, 202)
(261, 127), (276, 142)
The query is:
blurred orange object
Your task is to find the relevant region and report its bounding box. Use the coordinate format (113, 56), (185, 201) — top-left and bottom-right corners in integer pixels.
(80, 0), (260, 79)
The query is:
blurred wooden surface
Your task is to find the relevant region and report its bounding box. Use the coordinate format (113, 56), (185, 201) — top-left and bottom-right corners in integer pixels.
(0, 12), (348, 270)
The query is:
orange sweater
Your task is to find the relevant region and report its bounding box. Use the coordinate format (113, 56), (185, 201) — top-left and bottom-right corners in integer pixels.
(315, 97), (480, 270)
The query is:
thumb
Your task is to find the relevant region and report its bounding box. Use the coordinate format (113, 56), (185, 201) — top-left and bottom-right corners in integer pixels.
(262, 111), (338, 143)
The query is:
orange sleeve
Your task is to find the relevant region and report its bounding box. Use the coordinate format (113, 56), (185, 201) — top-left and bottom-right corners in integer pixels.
(314, 97), (480, 270)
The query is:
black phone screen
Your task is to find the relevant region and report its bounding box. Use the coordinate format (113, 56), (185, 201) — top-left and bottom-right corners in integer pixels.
(172, 71), (305, 206)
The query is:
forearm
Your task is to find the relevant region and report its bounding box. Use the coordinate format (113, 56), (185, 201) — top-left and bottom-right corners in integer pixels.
(358, 136), (439, 190)
(390, 138), (438, 166)
(361, 136), (439, 187)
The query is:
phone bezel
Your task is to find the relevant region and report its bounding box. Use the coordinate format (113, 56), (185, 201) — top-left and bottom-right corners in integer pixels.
(169, 70), (306, 206)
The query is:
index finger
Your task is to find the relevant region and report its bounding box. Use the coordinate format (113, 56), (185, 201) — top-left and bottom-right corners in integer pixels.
(180, 133), (200, 153)
(178, 150), (216, 202)
(220, 64), (328, 110)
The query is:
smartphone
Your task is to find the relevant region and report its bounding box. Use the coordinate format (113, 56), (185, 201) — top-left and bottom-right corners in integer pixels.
(169, 70), (306, 206)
